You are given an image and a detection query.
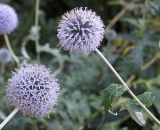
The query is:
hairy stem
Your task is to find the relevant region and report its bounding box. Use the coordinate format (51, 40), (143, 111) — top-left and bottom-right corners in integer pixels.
(95, 49), (160, 125)
(35, 0), (40, 62)
(0, 108), (19, 130)
(4, 34), (20, 66)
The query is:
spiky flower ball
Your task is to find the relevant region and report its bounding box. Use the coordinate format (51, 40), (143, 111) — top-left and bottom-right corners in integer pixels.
(57, 7), (105, 53)
(7, 64), (60, 117)
(0, 48), (12, 63)
(0, 4), (18, 34)
(105, 29), (117, 41)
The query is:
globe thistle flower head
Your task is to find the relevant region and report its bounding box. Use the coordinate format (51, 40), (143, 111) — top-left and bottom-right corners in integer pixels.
(7, 64), (60, 117)
(57, 7), (105, 53)
(105, 29), (117, 41)
(0, 4), (18, 35)
(0, 48), (12, 63)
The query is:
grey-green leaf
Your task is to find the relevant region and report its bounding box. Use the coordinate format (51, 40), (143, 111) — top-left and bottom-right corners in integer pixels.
(101, 84), (127, 109)
(151, 88), (160, 114)
(121, 92), (154, 126)
(137, 92), (155, 107)
(123, 101), (145, 126)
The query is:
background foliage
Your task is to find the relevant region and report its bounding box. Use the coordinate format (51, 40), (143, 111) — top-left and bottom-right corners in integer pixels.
(0, 0), (160, 130)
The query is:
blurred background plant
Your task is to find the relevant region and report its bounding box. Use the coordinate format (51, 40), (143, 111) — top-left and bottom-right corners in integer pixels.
(0, 0), (160, 130)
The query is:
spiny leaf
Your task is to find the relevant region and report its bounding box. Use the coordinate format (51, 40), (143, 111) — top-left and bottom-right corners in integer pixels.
(121, 92), (155, 126)
(101, 84), (127, 110)
(127, 92), (155, 107)
(123, 101), (145, 126)
(137, 92), (155, 107)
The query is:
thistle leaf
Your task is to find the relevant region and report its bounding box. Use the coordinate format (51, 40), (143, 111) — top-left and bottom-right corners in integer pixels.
(101, 84), (127, 110)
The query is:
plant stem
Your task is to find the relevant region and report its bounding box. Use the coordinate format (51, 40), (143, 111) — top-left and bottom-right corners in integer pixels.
(0, 108), (19, 130)
(4, 34), (20, 66)
(95, 49), (160, 125)
(126, 75), (136, 85)
(127, 52), (160, 85)
(141, 52), (160, 71)
(105, 7), (127, 31)
(35, 0), (40, 62)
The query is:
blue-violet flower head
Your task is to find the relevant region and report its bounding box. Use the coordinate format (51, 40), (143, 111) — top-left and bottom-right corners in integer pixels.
(7, 64), (60, 117)
(0, 4), (18, 34)
(57, 7), (105, 53)
(105, 29), (117, 41)
(0, 48), (12, 63)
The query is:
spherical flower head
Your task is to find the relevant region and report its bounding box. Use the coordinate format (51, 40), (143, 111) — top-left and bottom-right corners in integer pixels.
(105, 29), (117, 41)
(7, 64), (60, 117)
(0, 4), (18, 35)
(0, 48), (12, 63)
(57, 7), (105, 53)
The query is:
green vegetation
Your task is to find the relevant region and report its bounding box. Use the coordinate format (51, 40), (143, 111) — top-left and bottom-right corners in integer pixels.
(0, 0), (160, 130)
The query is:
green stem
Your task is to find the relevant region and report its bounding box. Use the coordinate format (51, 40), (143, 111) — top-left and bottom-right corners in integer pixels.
(95, 48), (160, 125)
(4, 34), (20, 66)
(0, 108), (19, 130)
(35, 0), (40, 62)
